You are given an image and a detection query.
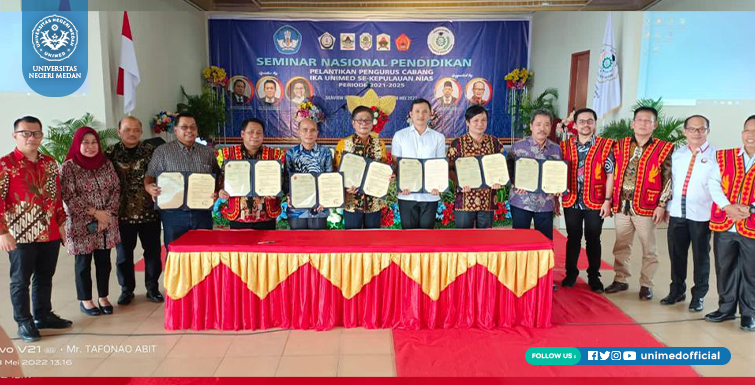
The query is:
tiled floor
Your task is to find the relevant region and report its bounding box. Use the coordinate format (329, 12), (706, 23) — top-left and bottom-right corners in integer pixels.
(0, 228), (752, 377)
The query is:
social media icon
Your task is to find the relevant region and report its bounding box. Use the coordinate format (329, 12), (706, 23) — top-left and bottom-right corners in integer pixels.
(611, 351), (621, 360)
(588, 351), (599, 360)
(623, 351), (636, 360)
(599, 351), (610, 360)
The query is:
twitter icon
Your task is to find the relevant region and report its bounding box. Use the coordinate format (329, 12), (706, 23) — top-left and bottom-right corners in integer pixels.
(599, 351), (610, 360)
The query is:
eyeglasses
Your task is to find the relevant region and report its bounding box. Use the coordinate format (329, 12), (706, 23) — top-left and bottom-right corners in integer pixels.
(15, 130), (44, 139)
(684, 127), (708, 134)
(633, 118), (655, 125)
(577, 119), (595, 125)
(353, 119), (373, 125)
(176, 125), (198, 131)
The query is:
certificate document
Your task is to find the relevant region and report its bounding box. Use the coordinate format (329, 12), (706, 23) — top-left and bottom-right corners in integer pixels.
(398, 158), (422, 192)
(541, 160), (568, 194)
(339, 153), (367, 189)
(290, 173), (317, 209)
(424, 158), (449, 193)
(362, 161), (393, 198)
(515, 158), (540, 192)
(223, 161), (251, 197)
(186, 173), (216, 209)
(481, 153), (510, 186)
(254, 160), (282, 197)
(156, 172), (184, 209)
(455, 157), (483, 189)
(317, 172), (344, 208)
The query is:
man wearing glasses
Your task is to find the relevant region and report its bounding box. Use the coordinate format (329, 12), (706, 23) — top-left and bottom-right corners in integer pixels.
(1, 116), (73, 342)
(605, 107), (674, 301)
(661, 115), (716, 312)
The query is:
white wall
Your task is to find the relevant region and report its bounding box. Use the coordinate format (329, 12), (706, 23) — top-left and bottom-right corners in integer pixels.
(650, 0), (755, 11)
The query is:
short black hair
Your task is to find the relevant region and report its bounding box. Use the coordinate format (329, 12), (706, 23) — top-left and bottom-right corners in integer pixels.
(351, 106), (373, 120)
(530, 109), (553, 125)
(233, 79), (245, 87)
(410, 98), (432, 112)
(443, 81), (453, 88)
(574, 108), (597, 122)
(13, 116), (42, 131)
(118, 116), (142, 129)
(464, 105), (488, 122)
(633, 106), (658, 121)
(264, 79), (276, 88)
(174, 112), (196, 127)
(745, 115), (755, 126)
(240, 118), (265, 133)
(684, 115), (709, 129)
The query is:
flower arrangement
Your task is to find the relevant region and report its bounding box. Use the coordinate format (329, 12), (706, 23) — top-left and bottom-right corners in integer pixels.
(504, 68), (532, 90)
(370, 106), (390, 133)
(555, 110), (577, 139)
(295, 98), (325, 123)
(150, 111), (177, 134)
(202, 65), (228, 88)
(346, 89), (397, 135)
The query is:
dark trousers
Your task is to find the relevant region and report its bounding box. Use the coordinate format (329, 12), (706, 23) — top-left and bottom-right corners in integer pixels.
(713, 231), (755, 317)
(563, 207), (604, 279)
(511, 205), (554, 240)
(230, 220), (276, 230)
(667, 216), (711, 298)
(116, 220), (162, 294)
(161, 210), (213, 247)
(8, 241), (60, 324)
(454, 210), (493, 229)
(288, 217), (327, 230)
(75, 249), (112, 301)
(344, 211), (381, 229)
(398, 200), (438, 229)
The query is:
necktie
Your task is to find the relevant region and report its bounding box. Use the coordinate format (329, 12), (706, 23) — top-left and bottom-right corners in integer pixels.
(680, 149), (699, 218)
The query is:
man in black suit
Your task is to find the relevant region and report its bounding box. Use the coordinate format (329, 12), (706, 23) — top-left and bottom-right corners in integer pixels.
(231, 79), (249, 105)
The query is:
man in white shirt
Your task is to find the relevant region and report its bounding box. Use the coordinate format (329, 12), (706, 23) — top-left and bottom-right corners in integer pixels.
(661, 115), (716, 312)
(391, 98), (446, 229)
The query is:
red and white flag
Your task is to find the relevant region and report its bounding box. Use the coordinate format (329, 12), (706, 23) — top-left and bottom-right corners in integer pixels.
(116, 11), (140, 115)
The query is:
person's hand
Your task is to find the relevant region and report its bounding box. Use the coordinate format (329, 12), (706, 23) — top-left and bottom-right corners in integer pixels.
(663, 211), (670, 224)
(59, 226), (66, 246)
(93, 210), (110, 224)
(0, 233), (17, 252)
(430, 188), (440, 196)
(652, 206), (666, 225)
(462, 185), (471, 193)
(146, 183), (161, 201)
(724, 204), (750, 221)
(314, 205), (325, 212)
(218, 189), (230, 200)
(491, 183), (502, 190)
(347, 186), (359, 194)
(211, 192), (218, 201)
(515, 188), (527, 194)
(599, 201), (612, 219)
(400, 189), (411, 195)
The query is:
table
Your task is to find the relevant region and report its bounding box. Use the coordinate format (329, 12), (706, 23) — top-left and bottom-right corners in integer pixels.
(164, 229), (554, 330)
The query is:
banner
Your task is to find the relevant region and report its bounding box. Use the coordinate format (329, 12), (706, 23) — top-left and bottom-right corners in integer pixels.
(209, 18), (529, 141)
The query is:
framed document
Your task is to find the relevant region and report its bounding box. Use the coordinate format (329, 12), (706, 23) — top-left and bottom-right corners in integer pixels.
(289, 173), (317, 209)
(254, 160), (282, 197)
(481, 153), (510, 187)
(397, 158), (423, 193)
(339, 153), (367, 189)
(223, 161), (251, 197)
(515, 158), (540, 192)
(186, 173), (216, 210)
(455, 156), (483, 189)
(541, 160), (568, 194)
(362, 161), (393, 198)
(423, 158), (449, 193)
(317, 172), (345, 208)
(156, 172), (185, 209)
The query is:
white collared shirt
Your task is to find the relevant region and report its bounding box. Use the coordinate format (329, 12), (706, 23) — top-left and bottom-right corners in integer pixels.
(391, 124), (446, 202)
(668, 142), (717, 221)
(709, 147), (755, 232)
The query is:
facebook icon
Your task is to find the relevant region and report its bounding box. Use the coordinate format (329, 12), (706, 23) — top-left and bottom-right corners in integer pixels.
(587, 351), (599, 360)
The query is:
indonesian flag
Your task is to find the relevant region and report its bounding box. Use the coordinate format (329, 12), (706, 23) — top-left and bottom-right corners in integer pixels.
(116, 11), (140, 115)
(593, 12), (621, 119)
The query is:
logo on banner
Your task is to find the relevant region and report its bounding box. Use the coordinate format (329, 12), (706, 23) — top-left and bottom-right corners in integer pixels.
(318, 32), (335, 50)
(340, 33), (355, 50)
(427, 26), (454, 55)
(376, 33), (390, 51)
(396, 33), (411, 51)
(32, 15), (78, 62)
(359, 33), (373, 50)
(274, 25), (301, 55)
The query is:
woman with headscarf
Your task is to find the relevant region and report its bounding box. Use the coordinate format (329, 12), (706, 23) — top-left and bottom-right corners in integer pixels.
(61, 127), (121, 316)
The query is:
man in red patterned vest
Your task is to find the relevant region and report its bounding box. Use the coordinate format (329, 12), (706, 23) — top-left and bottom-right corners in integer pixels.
(706, 115), (755, 331)
(605, 107), (674, 301)
(218, 118), (286, 230)
(559, 108), (615, 293)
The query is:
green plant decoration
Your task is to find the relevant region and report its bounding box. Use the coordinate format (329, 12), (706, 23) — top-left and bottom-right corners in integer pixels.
(600, 98), (686, 146)
(39, 113), (119, 164)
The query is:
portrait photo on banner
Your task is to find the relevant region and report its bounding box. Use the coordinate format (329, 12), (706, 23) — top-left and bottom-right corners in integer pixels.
(228, 75), (253, 106)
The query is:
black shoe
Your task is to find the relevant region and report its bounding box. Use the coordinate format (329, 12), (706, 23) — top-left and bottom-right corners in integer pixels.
(660, 293), (686, 305)
(740, 316), (755, 331)
(588, 278), (604, 293)
(117, 291), (134, 305)
(146, 290), (164, 303)
(639, 286), (653, 301)
(604, 281), (629, 294)
(18, 321), (41, 342)
(80, 302), (101, 316)
(705, 310), (736, 323)
(561, 275), (577, 288)
(34, 312), (73, 329)
(688, 297), (704, 312)
(98, 300), (114, 315)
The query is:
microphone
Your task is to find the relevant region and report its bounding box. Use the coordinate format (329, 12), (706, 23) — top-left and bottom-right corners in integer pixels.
(334, 82), (372, 114)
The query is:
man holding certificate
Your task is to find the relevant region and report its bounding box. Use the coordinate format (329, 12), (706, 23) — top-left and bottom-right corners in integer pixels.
(391, 99), (446, 229)
(334, 106), (390, 229)
(218, 118), (285, 230)
(559, 108), (615, 293)
(447, 105), (505, 228)
(605, 107), (674, 301)
(144, 113), (222, 249)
